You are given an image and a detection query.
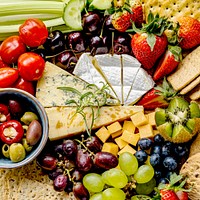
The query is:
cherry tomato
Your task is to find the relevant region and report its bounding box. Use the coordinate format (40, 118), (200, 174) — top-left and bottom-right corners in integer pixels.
(18, 52), (45, 81)
(0, 57), (10, 68)
(0, 120), (24, 145)
(0, 104), (11, 122)
(0, 36), (26, 64)
(19, 18), (48, 47)
(12, 77), (35, 96)
(0, 67), (19, 88)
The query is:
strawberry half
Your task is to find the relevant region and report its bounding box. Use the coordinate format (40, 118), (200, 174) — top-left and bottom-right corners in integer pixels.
(130, 13), (170, 69)
(136, 78), (177, 110)
(176, 191), (188, 200)
(178, 16), (200, 49)
(153, 45), (182, 81)
(160, 189), (179, 200)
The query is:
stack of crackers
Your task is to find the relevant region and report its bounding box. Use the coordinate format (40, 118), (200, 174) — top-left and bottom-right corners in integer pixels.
(0, 160), (77, 200)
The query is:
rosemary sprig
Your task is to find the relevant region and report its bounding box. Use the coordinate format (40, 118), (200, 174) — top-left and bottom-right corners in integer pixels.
(58, 83), (109, 137)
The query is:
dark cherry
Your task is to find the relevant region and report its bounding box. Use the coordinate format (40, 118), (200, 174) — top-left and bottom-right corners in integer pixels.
(43, 30), (65, 55)
(66, 31), (86, 52)
(113, 33), (131, 54)
(82, 12), (101, 34)
(89, 35), (109, 55)
(104, 15), (115, 31)
(55, 51), (77, 73)
(32, 48), (47, 59)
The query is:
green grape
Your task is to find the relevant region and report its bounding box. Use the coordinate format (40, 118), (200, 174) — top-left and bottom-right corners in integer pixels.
(135, 178), (156, 195)
(131, 195), (152, 200)
(119, 152), (138, 176)
(134, 164), (154, 184)
(102, 188), (126, 200)
(90, 193), (105, 200)
(102, 168), (128, 188)
(83, 173), (105, 193)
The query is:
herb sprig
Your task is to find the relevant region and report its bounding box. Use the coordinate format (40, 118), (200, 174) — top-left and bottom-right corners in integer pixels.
(58, 83), (109, 137)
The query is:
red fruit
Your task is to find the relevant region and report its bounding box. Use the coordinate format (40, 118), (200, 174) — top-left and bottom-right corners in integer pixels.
(112, 10), (132, 32)
(136, 88), (168, 110)
(131, 33), (168, 69)
(153, 45), (182, 81)
(178, 16), (200, 49)
(176, 191), (188, 200)
(160, 189), (179, 200)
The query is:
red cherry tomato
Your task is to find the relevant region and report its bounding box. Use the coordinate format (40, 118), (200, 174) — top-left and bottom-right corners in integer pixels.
(0, 57), (10, 68)
(0, 67), (19, 88)
(0, 120), (24, 145)
(12, 77), (35, 96)
(19, 18), (48, 47)
(18, 52), (45, 81)
(0, 36), (26, 64)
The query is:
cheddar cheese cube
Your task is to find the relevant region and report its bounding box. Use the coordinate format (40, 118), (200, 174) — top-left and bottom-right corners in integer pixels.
(102, 142), (119, 156)
(111, 130), (122, 138)
(123, 120), (136, 133)
(107, 121), (122, 134)
(138, 124), (154, 138)
(147, 112), (156, 126)
(118, 144), (136, 155)
(95, 126), (110, 143)
(130, 111), (148, 127)
(121, 130), (140, 146)
(114, 136), (128, 149)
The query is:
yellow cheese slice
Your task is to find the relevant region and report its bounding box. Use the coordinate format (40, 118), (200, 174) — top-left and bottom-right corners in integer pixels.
(46, 106), (143, 140)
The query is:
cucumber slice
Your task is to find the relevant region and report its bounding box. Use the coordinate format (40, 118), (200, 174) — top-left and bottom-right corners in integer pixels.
(63, 0), (84, 30)
(89, 0), (112, 10)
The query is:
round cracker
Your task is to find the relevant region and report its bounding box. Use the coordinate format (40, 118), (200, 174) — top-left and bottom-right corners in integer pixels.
(180, 152), (200, 200)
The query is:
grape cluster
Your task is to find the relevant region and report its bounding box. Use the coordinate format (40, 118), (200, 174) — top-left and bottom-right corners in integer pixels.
(37, 135), (118, 199)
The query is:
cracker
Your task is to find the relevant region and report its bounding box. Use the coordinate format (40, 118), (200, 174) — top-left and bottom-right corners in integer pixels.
(167, 46), (200, 91)
(17, 178), (70, 200)
(180, 152), (200, 200)
(189, 133), (200, 157)
(141, 0), (200, 22)
(189, 84), (200, 100)
(180, 75), (200, 95)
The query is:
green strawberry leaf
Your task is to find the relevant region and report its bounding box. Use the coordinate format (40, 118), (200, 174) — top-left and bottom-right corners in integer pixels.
(168, 45), (182, 61)
(147, 33), (156, 51)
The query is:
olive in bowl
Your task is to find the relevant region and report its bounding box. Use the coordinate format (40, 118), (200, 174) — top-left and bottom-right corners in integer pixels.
(0, 88), (48, 169)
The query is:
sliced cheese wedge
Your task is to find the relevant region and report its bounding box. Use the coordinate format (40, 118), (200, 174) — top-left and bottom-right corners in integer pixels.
(36, 61), (119, 107)
(46, 105), (143, 140)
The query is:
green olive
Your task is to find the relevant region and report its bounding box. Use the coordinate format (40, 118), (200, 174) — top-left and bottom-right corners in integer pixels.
(26, 120), (42, 146)
(2, 144), (10, 158)
(20, 112), (38, 125)
(9, 143), (26, 162)
(22, 138), (33, 152)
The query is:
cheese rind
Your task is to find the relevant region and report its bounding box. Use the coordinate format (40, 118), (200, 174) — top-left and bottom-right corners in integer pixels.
(46, 106), (144, 140)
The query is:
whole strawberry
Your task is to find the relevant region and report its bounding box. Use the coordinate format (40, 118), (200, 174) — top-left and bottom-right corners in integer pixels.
(130, 13), (169, 69)
(178, 16), (200, 49)
(160, 189), (179, 200)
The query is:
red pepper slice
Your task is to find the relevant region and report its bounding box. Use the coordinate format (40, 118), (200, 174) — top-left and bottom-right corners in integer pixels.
(0, 104), (11, 122)
(0, 120), (24, 145)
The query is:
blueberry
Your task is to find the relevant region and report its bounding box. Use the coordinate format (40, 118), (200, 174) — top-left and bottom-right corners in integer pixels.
(163, 156), (177, 171)
(154, 170), (163, 180)
(153, 134), (164, 144)
(157, 177), (169, 185)
(151, 145), (162, 155)
(138, 138), (153, 150)
(150, 153), (162, 167)
(162, 142), (174, 157)
(174, 144), (189, 158)
(135, 150), (148, 164)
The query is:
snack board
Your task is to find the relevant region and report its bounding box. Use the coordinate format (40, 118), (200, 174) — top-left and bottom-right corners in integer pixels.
(0, 0), (200, 199)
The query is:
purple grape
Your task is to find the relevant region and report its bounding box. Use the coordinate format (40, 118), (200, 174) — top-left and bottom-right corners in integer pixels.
(94, 152), (118, 169)
(48, 168), (63, 180)
(62, 139), (78, 159)
(76, 149), (93, 172)
(53, 174), (68, 191)
(37, 154), (57, 171)
(73, 182), (89, 200)
(85, 136), (102, 153)
(72, 169), (83, 182)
